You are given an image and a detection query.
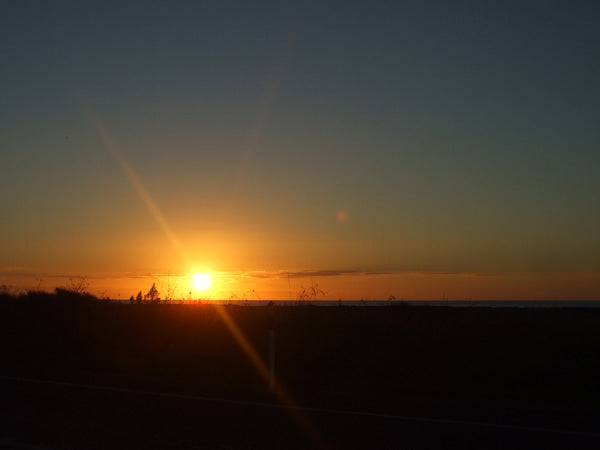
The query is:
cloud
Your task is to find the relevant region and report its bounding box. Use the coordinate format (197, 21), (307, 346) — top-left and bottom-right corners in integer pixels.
(235, 268), (520, 280)
(241, 269), (393, 279)
(0, 266), (28, 273)
(0, 266), (37, 277)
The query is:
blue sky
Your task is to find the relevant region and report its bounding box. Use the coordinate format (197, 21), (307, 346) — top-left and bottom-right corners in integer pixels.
(1, 1), (599, 297)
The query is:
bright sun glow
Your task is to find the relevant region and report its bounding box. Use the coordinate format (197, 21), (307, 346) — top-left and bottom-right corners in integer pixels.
(192, 273), (212, 291)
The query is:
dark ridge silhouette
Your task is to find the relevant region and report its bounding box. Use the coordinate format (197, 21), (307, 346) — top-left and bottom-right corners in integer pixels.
(1, 295), (599, 449)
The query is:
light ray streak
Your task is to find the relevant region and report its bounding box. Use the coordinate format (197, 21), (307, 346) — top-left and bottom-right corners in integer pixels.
(94, 122), (191, 266)
(85, 68), (326, 446)
(230, 41), (292, 197)
(213, 304), (330, 449)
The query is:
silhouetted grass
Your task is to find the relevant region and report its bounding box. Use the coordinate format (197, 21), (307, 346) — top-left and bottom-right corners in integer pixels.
(1, 293), (598, 409)
(1, 292), (599, 448)
(0, 287), (99, 306)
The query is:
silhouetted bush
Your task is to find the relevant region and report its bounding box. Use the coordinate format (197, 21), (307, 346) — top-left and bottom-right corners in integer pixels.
(0, 288), (99, 308)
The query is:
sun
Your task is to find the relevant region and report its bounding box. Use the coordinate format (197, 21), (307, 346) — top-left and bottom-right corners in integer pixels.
(192, 273), (212, 291)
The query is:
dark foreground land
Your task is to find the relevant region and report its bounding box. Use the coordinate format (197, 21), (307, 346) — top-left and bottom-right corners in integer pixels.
(1, 293), (599, 449)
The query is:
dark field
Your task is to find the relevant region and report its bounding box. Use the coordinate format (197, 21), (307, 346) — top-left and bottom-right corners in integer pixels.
(1, 293), (599, 449)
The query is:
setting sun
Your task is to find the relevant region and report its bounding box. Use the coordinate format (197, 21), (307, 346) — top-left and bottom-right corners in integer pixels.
(192, 273), (212, 291)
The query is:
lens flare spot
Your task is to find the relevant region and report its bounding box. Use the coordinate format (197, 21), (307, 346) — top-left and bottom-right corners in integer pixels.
(336, 210), (348, 223)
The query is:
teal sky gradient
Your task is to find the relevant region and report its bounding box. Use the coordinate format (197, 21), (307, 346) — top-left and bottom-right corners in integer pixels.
(1, 1), (599, 296)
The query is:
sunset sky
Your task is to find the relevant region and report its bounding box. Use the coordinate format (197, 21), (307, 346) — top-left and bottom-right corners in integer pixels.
(1, 1), (599, 300)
